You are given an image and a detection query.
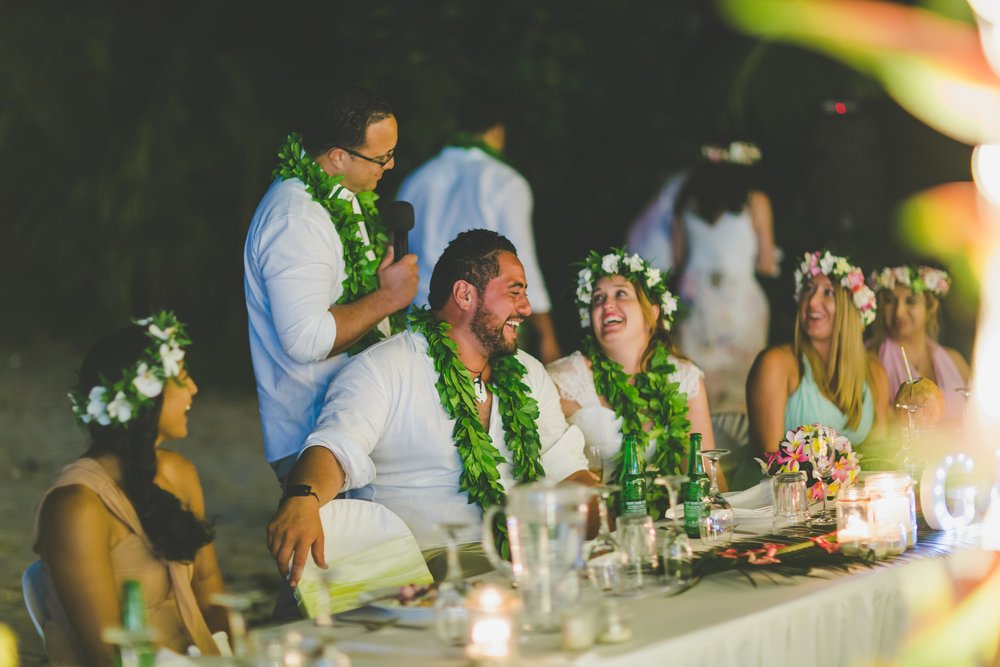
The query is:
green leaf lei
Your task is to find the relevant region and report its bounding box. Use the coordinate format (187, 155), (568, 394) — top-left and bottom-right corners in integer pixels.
(408, 306), (545, 558)
(584, 336), (691, 520)
(273, 132), (404, 352)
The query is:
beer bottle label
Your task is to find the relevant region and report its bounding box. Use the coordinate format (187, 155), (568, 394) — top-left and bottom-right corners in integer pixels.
(620, 478), (647, 514)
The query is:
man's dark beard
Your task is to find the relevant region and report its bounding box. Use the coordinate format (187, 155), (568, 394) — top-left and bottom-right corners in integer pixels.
(471, 303), (518, 358)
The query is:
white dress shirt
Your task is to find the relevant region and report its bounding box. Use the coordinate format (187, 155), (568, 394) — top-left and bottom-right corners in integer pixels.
(302, 329), (588, 549)
(396, 146), (552, 312)
(244, 177), (386, 464)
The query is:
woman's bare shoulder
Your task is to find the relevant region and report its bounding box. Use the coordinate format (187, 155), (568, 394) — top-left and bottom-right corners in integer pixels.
(155, 449), (202, 505)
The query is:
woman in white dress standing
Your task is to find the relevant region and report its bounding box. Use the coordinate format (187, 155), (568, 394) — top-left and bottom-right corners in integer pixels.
(547, 249), (718, 517)
(672, 142), (779, 415)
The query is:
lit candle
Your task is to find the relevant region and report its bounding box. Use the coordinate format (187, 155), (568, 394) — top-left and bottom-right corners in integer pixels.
(866, 474), (911, 557)
(836, 487), (871, 557)
(465, 586), (517, 666)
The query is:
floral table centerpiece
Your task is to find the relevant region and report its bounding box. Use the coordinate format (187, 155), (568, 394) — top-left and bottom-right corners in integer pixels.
(756, 423), (862, 500)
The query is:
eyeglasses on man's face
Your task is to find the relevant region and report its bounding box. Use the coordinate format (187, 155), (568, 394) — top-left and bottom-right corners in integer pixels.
(337, 145), (395, 167)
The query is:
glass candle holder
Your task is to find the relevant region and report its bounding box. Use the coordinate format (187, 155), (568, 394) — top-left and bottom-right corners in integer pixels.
(465, 585), (519, 666)
(835, 486), (871, 557)
(867, 472), (917, 551)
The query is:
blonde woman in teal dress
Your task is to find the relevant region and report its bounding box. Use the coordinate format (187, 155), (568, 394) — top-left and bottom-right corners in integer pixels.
(747, 251), (890, 454)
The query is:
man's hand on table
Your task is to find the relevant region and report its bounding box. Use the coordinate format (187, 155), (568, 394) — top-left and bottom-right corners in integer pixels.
(267, 495), (325, 587)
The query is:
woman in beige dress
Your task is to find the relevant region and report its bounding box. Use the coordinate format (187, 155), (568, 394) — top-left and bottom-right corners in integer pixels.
(33, 313), (228, 665)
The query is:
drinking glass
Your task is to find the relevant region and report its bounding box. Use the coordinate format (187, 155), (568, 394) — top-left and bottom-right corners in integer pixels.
(584, 484), (621, 593)
(585, 441), (605, 484)
(772, 471), (810, 533)
(653, 475), (693, 589)
(699, 449), (735, 545)
(435, 522), (470, 646)
(614, 514), (658, 593)
(810, 437), (837, 526)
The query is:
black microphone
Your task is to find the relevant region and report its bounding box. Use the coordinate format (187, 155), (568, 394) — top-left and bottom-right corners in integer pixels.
(382, 200), (414, 262)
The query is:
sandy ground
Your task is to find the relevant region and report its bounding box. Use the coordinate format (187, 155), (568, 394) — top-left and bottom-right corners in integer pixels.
(0, 339), (282, 665)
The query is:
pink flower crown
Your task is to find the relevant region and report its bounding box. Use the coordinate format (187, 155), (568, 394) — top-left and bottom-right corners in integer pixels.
(868, 265), (950, 297)
(793, 250), (877, 327)
(700, 141), (762, 165)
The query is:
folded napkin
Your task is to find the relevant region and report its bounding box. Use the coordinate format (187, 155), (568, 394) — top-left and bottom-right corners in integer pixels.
(664, 480), (774, 519)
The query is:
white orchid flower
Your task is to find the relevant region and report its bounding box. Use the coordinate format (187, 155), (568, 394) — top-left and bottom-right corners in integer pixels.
(148, 324), (176, 341)
(132, 363), (164, 398)
(160, 343), (185, 377)
(107, 391), (132, 423)
(661, 293), (678, 315)
(85, 386), (109, 424)
(601, 253), (620, 274)
(625, 253), (644, 273)
(819, 253), (835, 275)
(134, 317), (153, 326)
(646, 268), (661, 288)
(579, 267), (592, 285)
(579, 307), (591, 328)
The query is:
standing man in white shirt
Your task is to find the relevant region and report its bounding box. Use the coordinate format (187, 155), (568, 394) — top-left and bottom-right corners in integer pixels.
(266, 230), (592, 587)
(244, 87), (419, 483)
(396, 98), (561, 364)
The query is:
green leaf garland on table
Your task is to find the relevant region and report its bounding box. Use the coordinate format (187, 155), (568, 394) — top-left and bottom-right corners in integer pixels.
(584, 336), (691, 519)
(273, 132), (402, 353)
(409, 306), (545, 558)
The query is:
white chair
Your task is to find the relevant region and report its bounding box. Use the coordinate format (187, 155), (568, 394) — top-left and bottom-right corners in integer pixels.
(21, 560), (47, 645)
(294, 499), (433, 618)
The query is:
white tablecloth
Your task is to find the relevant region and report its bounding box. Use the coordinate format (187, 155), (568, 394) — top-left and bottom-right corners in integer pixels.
(241, 525), (997, 667)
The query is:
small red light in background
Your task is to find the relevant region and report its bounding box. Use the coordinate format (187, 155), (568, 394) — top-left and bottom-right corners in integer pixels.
(834, 101), (847, 115)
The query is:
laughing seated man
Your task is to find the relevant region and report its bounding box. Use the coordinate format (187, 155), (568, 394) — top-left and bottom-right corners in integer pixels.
(267, 229), (592, 586)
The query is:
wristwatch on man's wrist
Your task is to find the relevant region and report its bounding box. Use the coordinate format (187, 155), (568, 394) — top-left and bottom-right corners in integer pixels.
(279, 483), (319, 506)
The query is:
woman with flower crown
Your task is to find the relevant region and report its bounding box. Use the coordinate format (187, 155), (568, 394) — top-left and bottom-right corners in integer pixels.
(868, 265), (971, 422)
(671, 142), (779, 415)
(547, 249), (717, 505)
(32, 313), (228, 664)
(747, 251), (890, 454)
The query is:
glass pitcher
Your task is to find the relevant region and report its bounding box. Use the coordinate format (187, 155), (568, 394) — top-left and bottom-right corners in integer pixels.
(482, 481), (594, 633)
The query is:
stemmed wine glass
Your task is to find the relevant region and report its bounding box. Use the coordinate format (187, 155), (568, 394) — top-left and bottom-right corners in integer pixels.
(434, 522), (470, 646)
(895, 382), (924, 475)
(699, 449), (734, 546)
(584, 484), (621, 593)
(653, 475), (693, 590)
(585, 441), (605, 484)
(212, 591), (268, 660)
(810, 431), (837, 525)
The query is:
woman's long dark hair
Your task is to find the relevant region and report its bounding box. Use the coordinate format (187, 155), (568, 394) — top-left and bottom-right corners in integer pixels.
(674, 161), (755, 224)
(79, 326), (213, 562)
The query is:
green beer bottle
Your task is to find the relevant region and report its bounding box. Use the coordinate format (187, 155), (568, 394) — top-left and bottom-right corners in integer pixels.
(619, 434), (648, 515)
(681, 433), (709, 538)
(119, 579), (155, 667)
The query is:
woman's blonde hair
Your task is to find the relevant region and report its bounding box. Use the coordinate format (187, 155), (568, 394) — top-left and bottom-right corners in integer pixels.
(634, 282), (683, 368)
(868, 289), (941, 347)
(795, 283), (871, 430)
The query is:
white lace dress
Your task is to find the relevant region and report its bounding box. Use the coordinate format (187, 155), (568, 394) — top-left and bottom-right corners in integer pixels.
(676, 206), (769, 414)
(546, 351), (703, 481)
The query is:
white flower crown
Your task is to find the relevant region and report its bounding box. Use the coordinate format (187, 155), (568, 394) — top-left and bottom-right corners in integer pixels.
(700, 141), (762, 165)
(868, 265), (950, 297)
(575, 249), (678, 331)
(69, 311), (190, 427)
(793, 250), (877, 327)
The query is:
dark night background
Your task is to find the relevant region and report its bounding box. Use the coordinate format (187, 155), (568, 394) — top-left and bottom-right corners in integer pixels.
(1, 0), (978, 389)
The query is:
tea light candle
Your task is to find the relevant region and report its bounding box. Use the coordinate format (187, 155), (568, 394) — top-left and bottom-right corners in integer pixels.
(866, 474), (911, 557)
(836, 487), (870, 557)
(465, 586), (517, 666)
(561, 607), (597, 651)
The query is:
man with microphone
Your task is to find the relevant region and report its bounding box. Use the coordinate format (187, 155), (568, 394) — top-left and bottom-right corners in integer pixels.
(244, 86), (419, 484)
(267, 230), (592, 586)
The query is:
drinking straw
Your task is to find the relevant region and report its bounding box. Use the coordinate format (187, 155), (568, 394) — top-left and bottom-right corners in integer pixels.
(900, 346), (915, 383)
